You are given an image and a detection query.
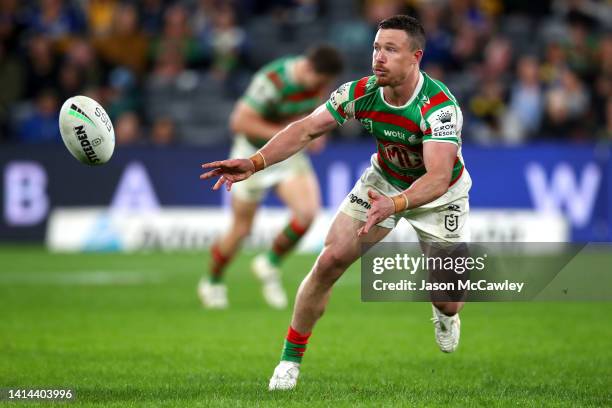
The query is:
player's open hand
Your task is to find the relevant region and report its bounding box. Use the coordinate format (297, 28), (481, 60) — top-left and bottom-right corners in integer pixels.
(357, 190), (394, 237)
(200, 158), (255, 191)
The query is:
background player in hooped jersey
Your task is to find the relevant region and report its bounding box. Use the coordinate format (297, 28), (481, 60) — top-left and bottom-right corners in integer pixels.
(198, 45), (344, 309)
(200, 15), (472, 389)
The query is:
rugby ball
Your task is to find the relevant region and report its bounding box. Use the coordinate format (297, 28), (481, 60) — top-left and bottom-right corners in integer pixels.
(58, 95), (115, 165)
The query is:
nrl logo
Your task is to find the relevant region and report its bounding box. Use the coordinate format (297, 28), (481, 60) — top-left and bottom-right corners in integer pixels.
(408, 134), (421, 144)
(361, 118), (374, 134)
(437, 111), (452, 124)
(444, 214), (459, 232)
(365, 78), (376, 91)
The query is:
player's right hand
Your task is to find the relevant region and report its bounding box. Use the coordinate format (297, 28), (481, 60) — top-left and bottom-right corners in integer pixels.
(200, 158), (255, 191)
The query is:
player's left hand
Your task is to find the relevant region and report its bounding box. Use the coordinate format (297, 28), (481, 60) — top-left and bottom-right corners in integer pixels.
(200, 158), (255, 191)
(357, 190), (394, 237)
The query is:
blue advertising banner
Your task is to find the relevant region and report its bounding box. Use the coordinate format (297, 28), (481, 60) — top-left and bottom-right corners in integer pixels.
(0, 142), (608, 241)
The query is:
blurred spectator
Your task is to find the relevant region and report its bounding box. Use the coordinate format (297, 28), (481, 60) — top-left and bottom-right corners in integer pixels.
(206, 5), (247, 81)
(192, 0), (216, 39)
(468, 79), (506, 143)
(592, 34), (612, 126)
(242, 0), (325, 23)
(23, 34), (59, 98)
(292, 0), (324, 23)
(601, 97), (612, 140)
(562, 17), (598, 78)
(150, 4), (203, 69)
(447, 0), (496, 36)
(16, 89), (61, 143)
(64, 38), (103, 89)
(151, 42), (186, 82)
(24, 0), (85, 48)
(86, 0), (118, 36)
(596, 34), (612, 77)
(540, 41), (568, 86)
(105, 67), (141, 121)
(0, 40), (23, 139)
(542, 68), (590, 140)
(451, 23), (481, 69)
(57, 62), (84, 102)
(505, 56), (544, 140)
(151, 116), (177, 145)
(93, 2), (149, 75)
(0, 0), (26, 53)
(481, 36), (513, 82)
(552, 0), (612, 28)
(418, 3), (453, 69)
(362, 0), (404, 27)
(139, 0), (166, 35)
(114, 111), (142, 145)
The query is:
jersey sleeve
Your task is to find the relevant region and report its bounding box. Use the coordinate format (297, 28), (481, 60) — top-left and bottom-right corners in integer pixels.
(241, 71), (282, 115)
(325, 76), (377, 126)
(325, 81), (355, 125)
(422, 101), (463, 145)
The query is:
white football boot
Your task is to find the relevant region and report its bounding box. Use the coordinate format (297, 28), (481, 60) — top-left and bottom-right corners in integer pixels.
(268, 361), (300, 390)
(252, 254), (288, 309)
(431, 305), (461, 353)
(197, 279), (228, 309)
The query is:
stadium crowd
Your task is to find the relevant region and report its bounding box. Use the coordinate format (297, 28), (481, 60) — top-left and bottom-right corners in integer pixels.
(0, 0), (610, 146)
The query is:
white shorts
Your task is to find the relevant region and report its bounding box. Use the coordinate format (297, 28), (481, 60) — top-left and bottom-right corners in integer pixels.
(229, 135), (314, 202)
(339, 154), (472, 242)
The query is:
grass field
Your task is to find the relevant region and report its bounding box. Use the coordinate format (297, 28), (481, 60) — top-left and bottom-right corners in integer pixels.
(1, 246), (610, 407)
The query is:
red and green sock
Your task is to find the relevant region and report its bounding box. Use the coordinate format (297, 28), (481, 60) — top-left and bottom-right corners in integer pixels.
(209, 243), (234, 283)
(267, 218), (309, 267)
(281, 326), (311, 363)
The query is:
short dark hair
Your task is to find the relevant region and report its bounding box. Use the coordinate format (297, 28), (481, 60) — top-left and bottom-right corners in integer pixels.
(378, 15), (426, 51)
(306, 44), (344, 76)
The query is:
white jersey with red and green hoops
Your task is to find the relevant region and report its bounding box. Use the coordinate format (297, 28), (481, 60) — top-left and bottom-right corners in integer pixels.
(325, 72), (465, 190)
(241, 56), (325, 147)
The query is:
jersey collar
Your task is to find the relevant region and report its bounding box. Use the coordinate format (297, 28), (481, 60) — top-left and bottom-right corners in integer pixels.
(379, 72), (424, 109)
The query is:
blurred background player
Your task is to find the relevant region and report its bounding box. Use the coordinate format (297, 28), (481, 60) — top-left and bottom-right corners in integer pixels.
(197, 45), (344, 309)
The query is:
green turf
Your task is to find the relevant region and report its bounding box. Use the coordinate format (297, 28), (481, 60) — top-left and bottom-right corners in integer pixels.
(0, 246), (610, 407)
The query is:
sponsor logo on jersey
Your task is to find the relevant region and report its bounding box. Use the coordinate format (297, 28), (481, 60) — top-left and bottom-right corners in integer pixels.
(432, 123), (456, 138)
(383, 129), (406, 140)
(431, 107), (456, 138)
(437, 110), (452, 123)
(447, 204), (461, 212)
(381, 142), (424, 169)
(330, 82), (351, 109)
(349, 193), (371, 210)
(74, 125), (100, 164)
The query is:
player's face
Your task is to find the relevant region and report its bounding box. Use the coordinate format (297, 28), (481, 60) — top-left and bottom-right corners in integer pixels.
(372, 29), (422, 86)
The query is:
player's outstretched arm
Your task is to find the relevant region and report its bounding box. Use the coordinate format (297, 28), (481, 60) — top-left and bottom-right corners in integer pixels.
(200, 104), (338, 191)
(358, 142), (458, 236)
(258, 104), (337, 165)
